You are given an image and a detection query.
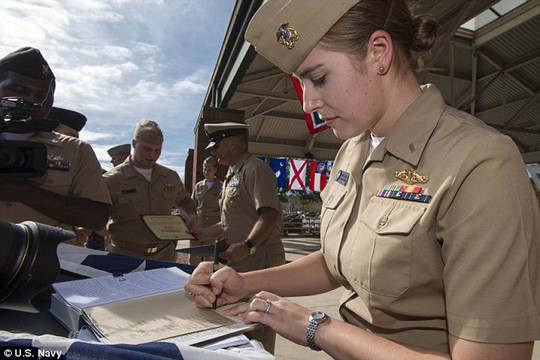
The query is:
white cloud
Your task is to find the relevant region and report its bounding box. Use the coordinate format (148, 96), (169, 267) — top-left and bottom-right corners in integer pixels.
(1, 0), (235, 183)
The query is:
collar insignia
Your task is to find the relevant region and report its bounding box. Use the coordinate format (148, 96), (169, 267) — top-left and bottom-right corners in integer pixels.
(394, 170), (429, 185)
(276, 23), (299, 49)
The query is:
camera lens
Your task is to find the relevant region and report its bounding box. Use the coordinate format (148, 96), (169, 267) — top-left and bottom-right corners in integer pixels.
(0, 221), (75, 313)
(0, 221), (34, 302)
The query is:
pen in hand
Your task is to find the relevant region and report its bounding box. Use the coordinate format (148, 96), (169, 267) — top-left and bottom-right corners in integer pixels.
(212, 241), (219, 310)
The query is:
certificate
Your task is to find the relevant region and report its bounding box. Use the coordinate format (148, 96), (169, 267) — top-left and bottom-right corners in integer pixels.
(140, 214), (194, 241)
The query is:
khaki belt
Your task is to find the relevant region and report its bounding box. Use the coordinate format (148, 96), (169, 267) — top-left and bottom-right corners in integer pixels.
(112, 240), (171, 254)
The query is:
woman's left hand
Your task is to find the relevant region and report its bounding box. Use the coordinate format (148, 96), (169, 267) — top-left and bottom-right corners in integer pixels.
(224, 290), (313, 347)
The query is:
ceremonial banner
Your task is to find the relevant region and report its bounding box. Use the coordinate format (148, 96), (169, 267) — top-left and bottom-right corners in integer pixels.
(327, 161), (334, 175)
(289, 75), (329, 134)
(269, 157), (287, 188)
(309, 161), (328, 192)
(288, 158), (307, 190)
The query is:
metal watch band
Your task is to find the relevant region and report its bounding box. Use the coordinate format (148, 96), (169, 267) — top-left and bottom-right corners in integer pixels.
(307, 321), (321, 350)
(306, 311), (327, 351)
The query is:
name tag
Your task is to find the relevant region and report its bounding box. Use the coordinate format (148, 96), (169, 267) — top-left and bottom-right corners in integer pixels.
(335, 170), (349, 186)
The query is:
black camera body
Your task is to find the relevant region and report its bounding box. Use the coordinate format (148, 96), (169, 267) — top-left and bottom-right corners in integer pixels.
(0, 97), (56, 178)
(0, 140), (47, 178)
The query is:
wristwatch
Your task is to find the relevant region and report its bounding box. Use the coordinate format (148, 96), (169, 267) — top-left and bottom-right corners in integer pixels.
(243, 239), (257, 255)
(307, 311), (328, 351)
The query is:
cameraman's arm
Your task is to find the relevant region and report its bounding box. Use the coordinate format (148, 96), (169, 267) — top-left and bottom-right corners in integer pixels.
(0, 180), (110, 230)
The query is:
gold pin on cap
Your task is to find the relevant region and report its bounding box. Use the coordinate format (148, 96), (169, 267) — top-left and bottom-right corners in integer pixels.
(276, 23), (299, 49)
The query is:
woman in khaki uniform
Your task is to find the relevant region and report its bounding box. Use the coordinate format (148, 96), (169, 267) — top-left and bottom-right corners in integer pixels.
(186, 0), (540, 358)
(189, 156), (223, 265)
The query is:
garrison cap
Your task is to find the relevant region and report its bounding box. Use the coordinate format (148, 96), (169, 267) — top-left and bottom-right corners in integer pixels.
(245, 0), (360, 74)
(48, 107), (87, 132)
(134, 119), (163, 144)
(107, 143), (131, 157)
(0, 47), (55, 80)
(204, 122), (249, 149)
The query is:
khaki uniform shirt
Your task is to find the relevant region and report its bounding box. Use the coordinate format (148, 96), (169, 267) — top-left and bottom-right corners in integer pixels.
(192, 178), (223, 228)
(190, 178), (223, 264)
(103, 157), (191, 261)
(0, 131), (111, 227)
(321, 84), (540, 352)
(221, 154), (285, 272)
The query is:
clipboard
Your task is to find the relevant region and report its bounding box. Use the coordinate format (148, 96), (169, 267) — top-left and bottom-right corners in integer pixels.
(140, 214), (194, 241)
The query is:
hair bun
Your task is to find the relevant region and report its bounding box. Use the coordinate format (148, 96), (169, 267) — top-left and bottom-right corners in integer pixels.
(411, 14), (438, 52)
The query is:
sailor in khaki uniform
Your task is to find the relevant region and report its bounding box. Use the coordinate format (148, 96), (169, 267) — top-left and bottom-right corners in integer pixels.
(103, 119), (197, 261)
(191, 122), (285, 353)
(189, 156), (223, 265)
(107, 143), (131, 167)
(185, 0), (540, 358)
(0, 47), (111, 231)
(194, 122), (285, 273)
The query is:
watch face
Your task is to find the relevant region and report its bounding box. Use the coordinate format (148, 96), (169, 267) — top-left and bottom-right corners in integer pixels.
(249, 246), (257, 255)
(311, 311), (326, 321)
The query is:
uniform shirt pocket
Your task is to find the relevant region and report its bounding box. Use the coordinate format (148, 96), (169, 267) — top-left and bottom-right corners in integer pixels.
(349, 197), (425, 297)
(116, 193), (145, 217)
(225, 185), (240, 199)
(41, 170), (71, 196)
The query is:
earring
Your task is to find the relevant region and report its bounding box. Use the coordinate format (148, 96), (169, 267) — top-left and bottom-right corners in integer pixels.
(378, 66), (386, 75)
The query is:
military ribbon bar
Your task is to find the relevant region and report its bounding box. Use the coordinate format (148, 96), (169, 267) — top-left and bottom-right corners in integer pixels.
(375, 184), (431, 203)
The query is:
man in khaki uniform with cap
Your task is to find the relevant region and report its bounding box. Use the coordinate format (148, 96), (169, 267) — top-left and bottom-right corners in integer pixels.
(192, 121), (285, 353)
(107, 143), (131, 167)
(0, 47), (111, 231)
(103, 119), (197, 261)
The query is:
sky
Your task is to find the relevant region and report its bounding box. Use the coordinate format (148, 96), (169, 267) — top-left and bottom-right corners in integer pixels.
(0, 0), (236, 179)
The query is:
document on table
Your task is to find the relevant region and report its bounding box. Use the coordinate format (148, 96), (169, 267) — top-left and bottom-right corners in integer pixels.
(52, 267), (189, 309)
(81, 290), (235, 344)
(51, 266), (257, 346)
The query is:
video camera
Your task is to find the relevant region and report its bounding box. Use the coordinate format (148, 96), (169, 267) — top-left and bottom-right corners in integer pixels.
(0, 98), (72, 313)
(0, 97), (57, 178)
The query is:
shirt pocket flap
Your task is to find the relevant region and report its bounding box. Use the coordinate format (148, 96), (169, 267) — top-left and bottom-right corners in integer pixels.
(362, 198), (425, 235)
(118, 194), (144, 204)
(324, 185), (347, 210)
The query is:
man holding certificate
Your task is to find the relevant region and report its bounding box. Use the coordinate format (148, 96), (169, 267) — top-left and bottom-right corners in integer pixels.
(103, 119), (198, 261)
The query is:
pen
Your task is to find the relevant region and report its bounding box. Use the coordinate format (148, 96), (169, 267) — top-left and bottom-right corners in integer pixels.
(212, 241), (219, 310)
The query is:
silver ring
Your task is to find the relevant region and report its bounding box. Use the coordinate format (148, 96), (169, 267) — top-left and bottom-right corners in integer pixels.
(264, 299), (272, 314)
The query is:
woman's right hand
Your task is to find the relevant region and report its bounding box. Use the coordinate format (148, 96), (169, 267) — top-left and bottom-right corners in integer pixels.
(184, 262), (245, 308)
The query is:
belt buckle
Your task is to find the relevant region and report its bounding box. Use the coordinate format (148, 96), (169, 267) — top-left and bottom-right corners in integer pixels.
(146, 246), (158, 254)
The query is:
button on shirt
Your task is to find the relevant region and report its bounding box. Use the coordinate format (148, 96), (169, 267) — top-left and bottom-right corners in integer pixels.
(320, 84), (540, 352)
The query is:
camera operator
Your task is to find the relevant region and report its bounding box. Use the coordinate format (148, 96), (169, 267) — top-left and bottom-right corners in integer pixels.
(0, 47), (111, 231)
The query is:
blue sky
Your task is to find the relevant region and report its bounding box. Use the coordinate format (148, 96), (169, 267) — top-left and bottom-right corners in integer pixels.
(1, 0), (236, 179)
